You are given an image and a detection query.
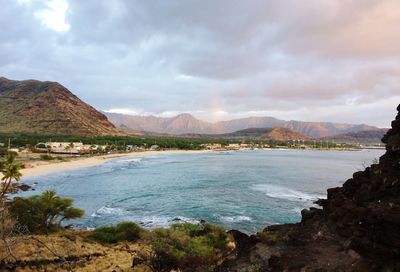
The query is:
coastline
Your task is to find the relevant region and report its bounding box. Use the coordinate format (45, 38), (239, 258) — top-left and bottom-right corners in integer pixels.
(4, 147), (379, 181)
(19, 150), (208, 179)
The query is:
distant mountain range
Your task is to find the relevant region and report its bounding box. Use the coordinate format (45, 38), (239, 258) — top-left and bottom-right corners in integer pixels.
(322, 129), (388, 144)
(105, 112), (379, 138)
(0, 76), (385, 142)
(0, 77), (121, 135)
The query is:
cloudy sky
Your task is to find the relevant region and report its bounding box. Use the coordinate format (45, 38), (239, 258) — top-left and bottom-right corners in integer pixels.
(1, 0), (399, 127)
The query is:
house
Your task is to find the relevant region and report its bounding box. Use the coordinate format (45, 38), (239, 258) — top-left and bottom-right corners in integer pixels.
(34, 142), (109, 154)
(45, 142), (83, 154)
(226, 143), (240, 150)
(203, 144), (222, 150)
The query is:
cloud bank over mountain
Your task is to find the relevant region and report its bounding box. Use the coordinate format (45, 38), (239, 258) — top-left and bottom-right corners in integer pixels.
(1, 0), (399, 126)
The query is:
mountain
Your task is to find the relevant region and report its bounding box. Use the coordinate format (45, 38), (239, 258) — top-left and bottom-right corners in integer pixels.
(0, 77), (121, 136)
(105, 112), (379, 138)
(105, 112), (218, 134)
(260, 127), (310, 141)
(181, 127), (310, 141)
(322, 129), (389, 144)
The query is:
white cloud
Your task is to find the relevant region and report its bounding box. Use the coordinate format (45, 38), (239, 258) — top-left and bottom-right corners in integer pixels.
(1, 0), (399, 127)
(34, 0), (70, 32)
(105, 108), (140, 116)
(17, 0), (32, 6)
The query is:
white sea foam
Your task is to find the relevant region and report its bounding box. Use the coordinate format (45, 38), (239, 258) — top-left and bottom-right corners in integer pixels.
(121, 158), (143, 163)
(134, 215), (199, 228)
(91, 206), (125, 217)
(251, 184), (325, 202)
(220, 215), (252, 222)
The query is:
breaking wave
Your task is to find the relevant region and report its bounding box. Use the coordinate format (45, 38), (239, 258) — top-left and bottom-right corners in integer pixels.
(251, 184), (325, 202)
(91, 206), (125, 217)
(220, 215), (252, 222)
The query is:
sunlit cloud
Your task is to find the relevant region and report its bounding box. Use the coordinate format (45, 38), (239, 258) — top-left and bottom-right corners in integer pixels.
(34, 0), (70, 32)
(105, 108), (140, 116)
(1, 0), (399, 127)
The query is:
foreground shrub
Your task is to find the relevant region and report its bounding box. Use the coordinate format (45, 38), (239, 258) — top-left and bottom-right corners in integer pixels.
(89, 221), (142, 243)
(146, 222), (233, 272)
(9, 190), (84, 233)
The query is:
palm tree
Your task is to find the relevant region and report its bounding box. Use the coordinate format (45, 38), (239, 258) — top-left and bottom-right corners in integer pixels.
(69, 142), (75, 156)
(0, 153), (23, 200)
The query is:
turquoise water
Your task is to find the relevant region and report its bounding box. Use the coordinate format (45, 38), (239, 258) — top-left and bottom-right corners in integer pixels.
(19, 149), (383, 234)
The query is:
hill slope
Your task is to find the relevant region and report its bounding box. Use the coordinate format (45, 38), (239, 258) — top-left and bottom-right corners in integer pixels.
(0, 77), (121, 136)
(105, 112), (378, 138)
(260, 127), (310, 141)
(181, 127), (310, 141)
(322, 128), (388, 144)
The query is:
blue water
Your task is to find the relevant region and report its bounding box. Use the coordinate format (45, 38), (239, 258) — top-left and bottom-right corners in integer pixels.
(19, 149), (383, 234)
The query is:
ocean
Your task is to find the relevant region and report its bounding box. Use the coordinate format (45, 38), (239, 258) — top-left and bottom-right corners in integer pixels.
(19, 149), (384, 234)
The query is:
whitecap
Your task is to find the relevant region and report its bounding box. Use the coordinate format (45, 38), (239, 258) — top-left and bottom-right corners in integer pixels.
(220, 215), (252, 222)
(134, 215), (199, 228)
(120, 158), (143, 163)
(91, 206), (125, 217)
(251, 184), (325, 202)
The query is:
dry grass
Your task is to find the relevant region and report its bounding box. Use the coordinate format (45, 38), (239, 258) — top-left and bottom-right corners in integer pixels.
(0, 230), (150, 271)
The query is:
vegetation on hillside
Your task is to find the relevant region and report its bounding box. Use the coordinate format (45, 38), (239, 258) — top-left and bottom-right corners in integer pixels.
(145, 222), (233, 272)
(88, 221), (233, 272)
(89, 221), (142, 244)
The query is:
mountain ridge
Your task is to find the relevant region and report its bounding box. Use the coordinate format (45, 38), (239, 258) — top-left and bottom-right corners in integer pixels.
(322, 128), (388, 144)
(105, 111), (379, 138)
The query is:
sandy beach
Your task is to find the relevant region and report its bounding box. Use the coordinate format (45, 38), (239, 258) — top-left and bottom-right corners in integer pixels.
(17, 150), (208, 179)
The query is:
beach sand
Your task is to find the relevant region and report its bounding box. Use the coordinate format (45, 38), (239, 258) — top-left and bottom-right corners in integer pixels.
(18, 150), (208, 179)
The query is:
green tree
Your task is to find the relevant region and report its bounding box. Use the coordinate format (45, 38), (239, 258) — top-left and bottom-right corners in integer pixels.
(0, 153), (23, 199)
(9, 191), (84, 233)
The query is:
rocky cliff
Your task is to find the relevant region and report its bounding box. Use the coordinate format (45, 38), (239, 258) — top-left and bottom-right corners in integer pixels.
(220, 104), (400, 271)
(0, 77), (121, 136)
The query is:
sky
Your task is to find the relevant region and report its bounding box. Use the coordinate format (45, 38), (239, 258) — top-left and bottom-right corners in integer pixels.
(1, 0), (399, 127)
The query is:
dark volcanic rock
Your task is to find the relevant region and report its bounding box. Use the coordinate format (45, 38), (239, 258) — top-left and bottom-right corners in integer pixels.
(323, 104), (400, 260)
(17, 183), (31, 191)
(227, 230), (259, 257)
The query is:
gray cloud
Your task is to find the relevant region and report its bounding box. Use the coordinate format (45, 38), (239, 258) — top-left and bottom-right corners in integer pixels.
(0, 0), (399, 127)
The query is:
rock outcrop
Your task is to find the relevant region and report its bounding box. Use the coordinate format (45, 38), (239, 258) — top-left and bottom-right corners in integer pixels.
(220, 104), (400, 271)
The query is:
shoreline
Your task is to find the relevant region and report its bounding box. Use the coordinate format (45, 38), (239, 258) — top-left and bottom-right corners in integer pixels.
(3, 147), (381, 180)
(19, 150), (208, 179)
